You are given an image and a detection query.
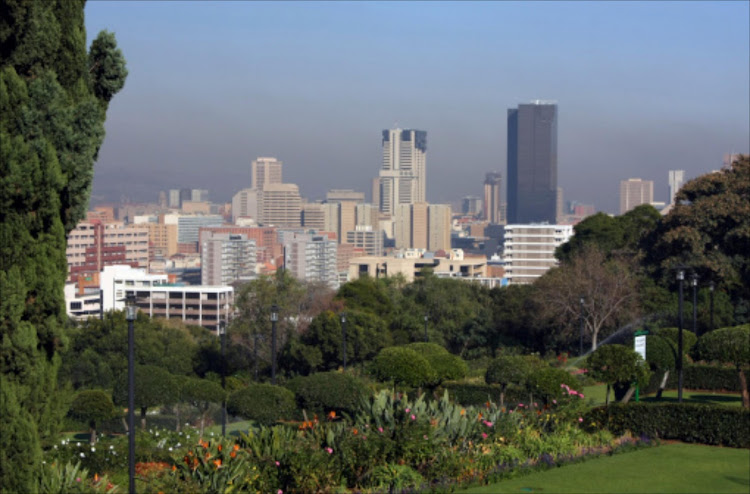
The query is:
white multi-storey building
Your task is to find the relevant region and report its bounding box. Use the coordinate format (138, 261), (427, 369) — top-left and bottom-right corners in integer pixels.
(201, 233), (257, 285)
(668, 170), (685, 205)
(283, 232), (339, 288)
(259, 183), (301, 228)
(619, 178), (654, 214)
(502, 224), (574, 285)
(377, 128), (427, 216)
(251, 157), (283, 190)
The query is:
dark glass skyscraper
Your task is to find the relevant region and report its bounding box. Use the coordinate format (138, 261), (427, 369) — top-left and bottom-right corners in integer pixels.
(507, 102), (557, 224)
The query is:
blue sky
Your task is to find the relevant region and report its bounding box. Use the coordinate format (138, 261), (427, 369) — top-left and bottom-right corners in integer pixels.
(85, 1), (749, 213)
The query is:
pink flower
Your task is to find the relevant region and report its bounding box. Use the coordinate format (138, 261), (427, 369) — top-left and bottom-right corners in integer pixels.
(481, 433), (488, 439)
(423, 435), (428, 439)
(518, 403), (525, 408)
(325, 447), (333, 454)
(275, 461), (280, 466)
(484, 421), (493, 427)
(405, 408), (411, 413)
(579, 393), (585, 399)
(76, 478), (82, 483)
(533, 403), (538, 407)
(410, 414), (416, 421)
(578, 417), (583, 423)
(377, 427), (383, 433)
(278, 491), (283, 494)
(552, 399), (557, 404)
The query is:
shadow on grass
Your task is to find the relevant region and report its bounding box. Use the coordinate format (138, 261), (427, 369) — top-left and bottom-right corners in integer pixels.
(641, 394), (741, 406)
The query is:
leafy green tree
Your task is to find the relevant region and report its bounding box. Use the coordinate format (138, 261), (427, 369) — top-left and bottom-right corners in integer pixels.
(68, 390), (117, 444)
(693, 325), (750, 408)
(0, 1), (126, 489)
(179, 377), (225, 436)
(227, 384), (296, 425)
(286, 372), (369, 416)
(489, 284), (545, 353)
(526, 367), (581, 406)
(485, 355), (533, 408)
(402, 343), (467, 386)
(113, 365), (178, 429)
(645, 156), (750, 306)
(587, 344), (650, 404)
(369, 347), (436, 389)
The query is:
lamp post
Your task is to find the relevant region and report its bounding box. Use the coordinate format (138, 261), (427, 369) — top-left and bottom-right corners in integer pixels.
(125, 293), (137, 494)
(340, 312), (347, 370)
(579, 297), (585, 356)
(709, 281), (715, 333)
(219, 319), (226, 437)
(270, 305), (278, 385)
(691, 273), (699, 339)
(424, 313), (429, 342)
(676, 268), (685, 403)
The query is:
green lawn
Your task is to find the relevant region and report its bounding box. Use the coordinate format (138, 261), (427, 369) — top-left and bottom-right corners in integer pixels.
(461, 443), (750, 493)
(582, 385), (742, 407)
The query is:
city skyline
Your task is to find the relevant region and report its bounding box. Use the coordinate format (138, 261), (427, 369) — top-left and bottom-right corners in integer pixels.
(84, 2), (749, 213)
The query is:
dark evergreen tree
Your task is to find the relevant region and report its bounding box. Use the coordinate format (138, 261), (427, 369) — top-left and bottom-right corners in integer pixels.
(0, 1), (126, 490)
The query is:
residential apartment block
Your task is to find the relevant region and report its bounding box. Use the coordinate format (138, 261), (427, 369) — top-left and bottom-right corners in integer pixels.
(501, 224), (573, 285)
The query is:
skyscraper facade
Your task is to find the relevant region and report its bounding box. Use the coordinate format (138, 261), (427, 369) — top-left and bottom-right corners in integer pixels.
(483, 172), (503, 224)
(619, 178), (654, 214)
(251, 157), (283, 190)
(507, 102), (558, 224)
(378, 129), (427, 216)
(668, 170), (685, 205)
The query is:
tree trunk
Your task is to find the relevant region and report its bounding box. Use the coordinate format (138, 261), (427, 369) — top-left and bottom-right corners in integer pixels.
(141, 407), (147, 429)
(89, 423), (97, 445)
(499, 388), (505, 410)
(738, 367), (749, 409)
(620, 386), (636, 403)
(122, 416), (129, 433)
(591, 331), (598, 352)
(605, 384), (610, 406)
(200, 412), (205, 438)
(656, 370), (670, 399)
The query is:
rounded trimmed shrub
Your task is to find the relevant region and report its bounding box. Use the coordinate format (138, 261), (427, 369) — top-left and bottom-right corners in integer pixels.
(645, 335), (677, 371)
(425, 353), (468, 383)
(286, 371), (370, 416)
(69, 389), (118, 428)
(403, 342), (449, 356)
(227, 384), (297, 425)
(657, 327), (698, 353)
(485, 355), (532, 389)
(369, 347), (436, 388)
(526, 367), (580, 405)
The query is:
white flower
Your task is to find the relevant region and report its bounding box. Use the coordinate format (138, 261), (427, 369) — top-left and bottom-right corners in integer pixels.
(91, 447), (96, 452)
(155, 432), (159, 437)
(80, 452), (85, 458)
(110, 445), (114, 450)
(168, 447), (173, 452)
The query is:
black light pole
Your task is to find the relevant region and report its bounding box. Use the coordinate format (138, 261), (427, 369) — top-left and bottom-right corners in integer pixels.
(709, 281), (715, 333)
(676, 268), (685, 403)
(219, 319), (226, 437)
(423, 314), (429, 342)
(691, 273), (699, 339)
(579, 297), (585, 356)
(340, 312), (347, 370)
(270, 305), (278, 385)
(125, 293), (137, 494)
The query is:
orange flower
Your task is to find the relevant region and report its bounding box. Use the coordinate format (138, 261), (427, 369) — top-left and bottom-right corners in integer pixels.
(460, 409), (466, 416)
(327, 411), (336, 420)
(171, 465), (177, 472)
(233, 444), (240, 451)
(352, 428), (358, 435)
(213, 459), (222, 469)
(217, 444), (222, 452)
(477, 412), (483, 420)
(230, 451), (237, 459)
(94, 473), (99, 482)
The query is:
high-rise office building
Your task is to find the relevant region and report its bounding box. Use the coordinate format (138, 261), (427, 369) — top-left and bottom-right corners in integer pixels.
(462, 196), (482, 216)
(668, 170), (685, 205)
(483, 172), (503, 223)
(507, 102), (558, 224)
(394, 202), (452, 251)
(427, 204), (452, 251)
(326, 189), (365, 203)
(259, 183), (301, 228)
(619, 178), (654, 214)
(251, 157), (283, 190)
(231, 188), (259, 223)
(377, 129), (427, 216)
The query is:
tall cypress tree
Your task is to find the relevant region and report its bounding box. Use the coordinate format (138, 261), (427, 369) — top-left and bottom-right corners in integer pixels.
(0, 1), (127, 490)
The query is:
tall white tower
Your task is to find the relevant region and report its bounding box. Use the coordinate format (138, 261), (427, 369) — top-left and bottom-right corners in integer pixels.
(251, 157), (283, 191)
(668, 170), (685, 205)
(378, 129), (427, 216)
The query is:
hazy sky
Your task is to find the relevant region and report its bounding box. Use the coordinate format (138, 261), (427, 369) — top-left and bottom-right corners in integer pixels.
(85, 1), (749, 213)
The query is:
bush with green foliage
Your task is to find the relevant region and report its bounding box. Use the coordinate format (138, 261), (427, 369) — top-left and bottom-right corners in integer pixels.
(68, 390), (118, 444)
(403, 343), (467, 385)
(645, 334), (677, 371)
(179, 377), (225, 435)
(485, 355), (534, 408)
(693, 325), (750, 407)
(369, 347), (436, 388)
(286, 372), (370, 416)
(587, 344), (651, 403)
(656, 327), (698, 354)
(586, 402), (750, 448)
(112, 365), (178, 429)
(526, 367), (581, 405)
(643, 363), (748, 394)
(227, 384), (296, 425)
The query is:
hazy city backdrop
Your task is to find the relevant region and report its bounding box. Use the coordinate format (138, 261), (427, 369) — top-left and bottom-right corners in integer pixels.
(84, 1), (749, 213)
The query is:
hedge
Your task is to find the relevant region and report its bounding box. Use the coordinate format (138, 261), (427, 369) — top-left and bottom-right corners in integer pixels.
(644, 363), (749, 394)
(227, 384), (297, 425)
(585, 402), (750, 448)
(286, 372), (369, 416)
(440, 382), (528, 407)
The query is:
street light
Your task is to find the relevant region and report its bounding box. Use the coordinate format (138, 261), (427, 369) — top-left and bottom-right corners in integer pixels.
(424, 313), (429, 342)
(270, 305), (278, 385)
(125, 293), (137, 494)
(691, 273), (699, 339)
(218, 319), (226, 437)
(579, 297), (585, 356)
(709, 281), (715, 333)
(676, 268), (685, 403)
(340, 312), (347, 370)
